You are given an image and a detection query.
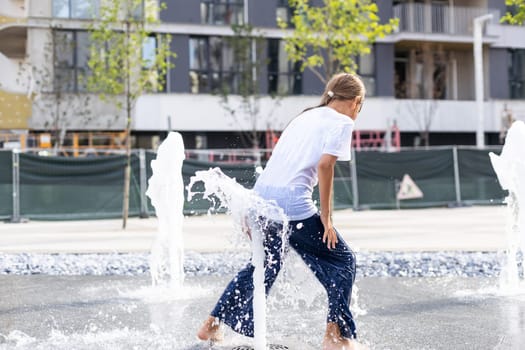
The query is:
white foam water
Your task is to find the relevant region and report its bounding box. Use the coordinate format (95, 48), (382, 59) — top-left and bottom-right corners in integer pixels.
(187, 167), (289, 350)
(489, 120), (525, 295)
(146, 132), (186, 288)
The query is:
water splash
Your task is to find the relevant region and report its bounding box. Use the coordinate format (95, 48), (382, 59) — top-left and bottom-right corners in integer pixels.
(489, 120), (525, 294)
(146, 132), (186, 288)
(187, 167), (289, 350)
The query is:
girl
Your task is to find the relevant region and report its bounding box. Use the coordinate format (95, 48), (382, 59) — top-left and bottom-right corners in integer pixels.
(198, 73), (366, 350)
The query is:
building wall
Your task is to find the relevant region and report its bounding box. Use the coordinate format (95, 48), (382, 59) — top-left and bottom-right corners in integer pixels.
(487, 0), (506, 13)
(0, 0), (27, 17)
(375, 44), (395, 97)
(248, 0), (276, 28)
(134, 93), (525, 133)
(455, 50), (475, 100)
(169, 34), (190, 93)
(301, 69), (324, 95)
(0, 55), (26, 92)
(490, 24), (525, 50)
(4, 0), (525, 144)
(376, 0), (394, 25)
(28, 0), (51, 17)
(160, 0), (200, 23)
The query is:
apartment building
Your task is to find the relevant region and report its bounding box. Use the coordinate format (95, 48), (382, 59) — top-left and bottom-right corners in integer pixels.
(1, 0), (524, 151)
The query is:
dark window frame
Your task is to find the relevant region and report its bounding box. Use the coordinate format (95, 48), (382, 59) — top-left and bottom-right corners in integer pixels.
(355, 46), (376, 97)
(52, 0), (100, 19)
(53, 30), (91, 93)
(509, 48), (525, 99)
(52, 0), (147, 20)
(266, 38), (302, 95)
(276, 0), (295, 28)
(200, 0), (245, 26)
(189, 35), (246, 94)
(54, 29), (166, 94)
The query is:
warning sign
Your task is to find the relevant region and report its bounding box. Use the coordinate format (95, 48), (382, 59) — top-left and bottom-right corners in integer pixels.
(397, 174), (424, 200)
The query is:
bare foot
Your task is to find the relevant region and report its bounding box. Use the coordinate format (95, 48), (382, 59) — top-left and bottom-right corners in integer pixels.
(322, 337), (369, 350)
(197, 316), (223, 343)
(322, 323), (369, 350)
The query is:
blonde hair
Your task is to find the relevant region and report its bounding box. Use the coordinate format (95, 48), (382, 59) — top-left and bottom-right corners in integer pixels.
(303, 73), (366, 113)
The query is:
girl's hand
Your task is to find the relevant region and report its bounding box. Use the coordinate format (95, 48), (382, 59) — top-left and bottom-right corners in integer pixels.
(321, 214), (338, 250)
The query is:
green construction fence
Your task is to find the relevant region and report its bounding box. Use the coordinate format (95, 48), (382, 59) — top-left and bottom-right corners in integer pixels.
(0, 147), (507, 221)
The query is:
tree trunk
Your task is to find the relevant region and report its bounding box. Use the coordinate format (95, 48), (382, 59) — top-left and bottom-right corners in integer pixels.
(122, 130), (131, 229)
(122, 20), (132, 230)
(53, 94), (60, 156)
(122, 101), (132, 228)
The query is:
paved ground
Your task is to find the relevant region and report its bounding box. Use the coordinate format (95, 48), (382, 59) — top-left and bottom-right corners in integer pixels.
(1, 205), (524, 350)
(0, 274), (523, 349)
(0, 206), (510, 253)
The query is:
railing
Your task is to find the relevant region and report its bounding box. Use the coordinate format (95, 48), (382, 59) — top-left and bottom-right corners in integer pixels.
(185, 148), (269, 164)
(353, 126), (401, 152)
(0, 131), (127, 157)
(2, 128), (402, 163)
(393, 3), (500, 36)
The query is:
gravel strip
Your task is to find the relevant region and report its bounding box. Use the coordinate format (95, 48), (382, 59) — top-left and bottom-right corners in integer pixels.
(0, 251), (505, 278)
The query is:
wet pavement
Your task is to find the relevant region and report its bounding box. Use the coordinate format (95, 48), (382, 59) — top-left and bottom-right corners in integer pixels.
(1, 206), (523, 349)
(1, 273), (524, 350)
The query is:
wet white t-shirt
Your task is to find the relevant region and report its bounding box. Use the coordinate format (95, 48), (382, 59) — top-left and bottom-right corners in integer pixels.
(254, 106), (354, 221)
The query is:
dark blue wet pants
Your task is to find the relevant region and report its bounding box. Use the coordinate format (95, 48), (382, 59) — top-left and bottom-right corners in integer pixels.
(210, 213), (357, 339)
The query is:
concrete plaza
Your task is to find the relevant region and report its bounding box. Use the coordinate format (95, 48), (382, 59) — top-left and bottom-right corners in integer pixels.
(0, 206), (510, 254)
(1, 205), (524, 349)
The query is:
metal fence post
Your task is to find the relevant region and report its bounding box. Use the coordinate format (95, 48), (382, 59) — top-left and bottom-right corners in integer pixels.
(351, 148), (359, 210)
(139, 149), (149, 218)
(452, 146), (462, 205)
(11, 150), (21, 223)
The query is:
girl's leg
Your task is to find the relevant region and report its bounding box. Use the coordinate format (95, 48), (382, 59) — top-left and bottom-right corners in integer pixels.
(197, 219), (286, 339)
(289, 214), (357, 341)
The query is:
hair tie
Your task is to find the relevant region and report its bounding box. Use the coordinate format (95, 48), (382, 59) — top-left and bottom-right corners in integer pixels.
(327, 90), (334, 98)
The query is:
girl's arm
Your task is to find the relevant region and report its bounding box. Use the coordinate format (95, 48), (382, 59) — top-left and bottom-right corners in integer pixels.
(318, 153), (338, 249)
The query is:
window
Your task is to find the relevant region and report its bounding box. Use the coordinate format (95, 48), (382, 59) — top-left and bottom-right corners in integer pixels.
(54, 30), (166, 93)
(53, 0), (147, 20)
(394, 47), (450, 99)
(267, 39), (302, 95)
(54, 30), (91, 92)
(276, 0), (294, 27)
(53, 0), (99, 19)
(201, 0), (244, 26)
(509, 49), (525, 99)
(142, 36), (157, 69)
(395, 52), (408, 99)
(143, 35), (169, 92)
(189, 36), (242, 94)
(357, 48), (375, 97)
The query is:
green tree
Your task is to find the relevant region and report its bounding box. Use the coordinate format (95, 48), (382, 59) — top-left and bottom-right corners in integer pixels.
(221, 24), (279, 154)
(278, 0), (398, 83)
(503, 0), (525, 25)
(87, 0), (174, 229)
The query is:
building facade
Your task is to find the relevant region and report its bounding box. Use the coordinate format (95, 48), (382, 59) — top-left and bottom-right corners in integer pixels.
(1, 0), (525, 151)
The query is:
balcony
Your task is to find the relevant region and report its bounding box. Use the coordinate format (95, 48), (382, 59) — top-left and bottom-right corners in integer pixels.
(0, 0), (28, 58)
(393, 3), (500, 36)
